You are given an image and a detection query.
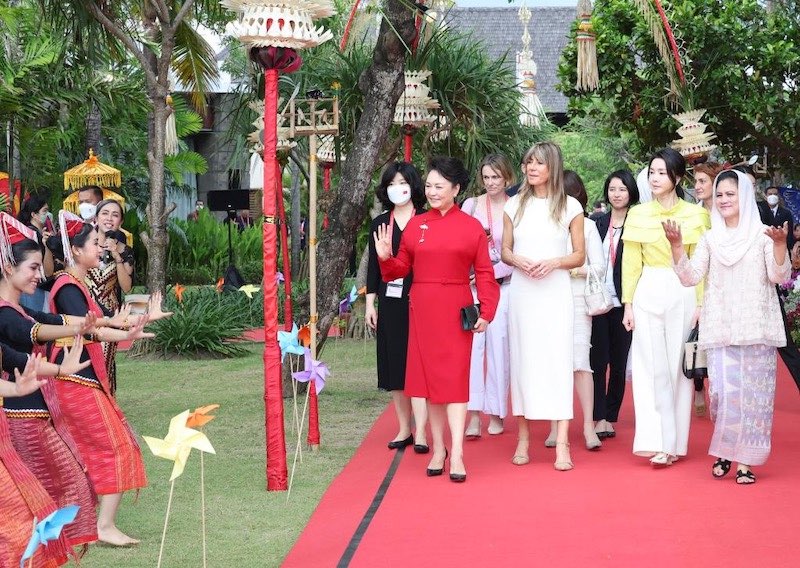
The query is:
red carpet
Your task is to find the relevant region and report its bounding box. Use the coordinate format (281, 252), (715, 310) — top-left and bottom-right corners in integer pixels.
(283, 366), (800, 568)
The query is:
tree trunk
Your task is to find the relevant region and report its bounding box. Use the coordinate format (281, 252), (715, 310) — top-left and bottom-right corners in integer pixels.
(143, 98), (170, 294)
(354, 194), (383, 287)
(315, 0), (416, 349)
(85, 100), (102, 155)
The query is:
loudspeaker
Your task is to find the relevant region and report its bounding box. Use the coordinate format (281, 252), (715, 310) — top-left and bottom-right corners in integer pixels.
(207, 189), (252, 212)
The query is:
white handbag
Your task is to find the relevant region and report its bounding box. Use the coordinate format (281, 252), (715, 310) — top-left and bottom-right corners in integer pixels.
(584, 264), (613, 316)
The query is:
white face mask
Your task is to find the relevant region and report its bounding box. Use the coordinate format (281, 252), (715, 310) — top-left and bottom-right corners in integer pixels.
(766, 194), (779, 206)
(387, 183), (411, 206)
(78, 202), (97, 220)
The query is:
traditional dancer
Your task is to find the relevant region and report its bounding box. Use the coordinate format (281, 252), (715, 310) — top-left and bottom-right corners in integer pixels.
(48, 211), (166, 546)
(0, 354), (70, 568)
(0, 212), (104, 549)
(622, 148), (710, 466)
(665, 170), (789, 484)
(85, 199), (134, 395)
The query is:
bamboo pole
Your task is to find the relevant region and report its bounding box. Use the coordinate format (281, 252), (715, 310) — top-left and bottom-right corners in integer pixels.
(307, 134), (320, 451)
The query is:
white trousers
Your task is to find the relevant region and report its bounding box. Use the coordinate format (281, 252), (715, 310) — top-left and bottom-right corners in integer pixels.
(468, 283), (510, 417)
(631, 267), (695, 457)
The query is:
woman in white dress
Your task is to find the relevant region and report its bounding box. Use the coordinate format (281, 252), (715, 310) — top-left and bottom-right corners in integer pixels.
(501, 142), (585, 471)
(463, 154), (515, 438)
(542, 170), (605, 451)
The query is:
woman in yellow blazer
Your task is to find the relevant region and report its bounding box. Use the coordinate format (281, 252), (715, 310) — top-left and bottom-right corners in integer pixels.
(621, 148), (710, 467)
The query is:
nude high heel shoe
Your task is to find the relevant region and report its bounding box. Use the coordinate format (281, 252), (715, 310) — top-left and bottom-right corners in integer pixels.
(554, 442), (574, 471)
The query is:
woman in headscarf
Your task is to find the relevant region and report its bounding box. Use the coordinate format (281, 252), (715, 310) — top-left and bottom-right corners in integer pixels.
(664, 170), (790, 484)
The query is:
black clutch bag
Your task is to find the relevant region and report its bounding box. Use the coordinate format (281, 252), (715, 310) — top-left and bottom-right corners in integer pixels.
(460, 304), (480, 331)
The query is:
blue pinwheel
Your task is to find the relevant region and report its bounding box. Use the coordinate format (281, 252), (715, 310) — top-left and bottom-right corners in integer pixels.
(21, 505), (80, 567)
(278, 323), (305, 361)
(292, 348), (330, 394)
(338, 284), (359, 316)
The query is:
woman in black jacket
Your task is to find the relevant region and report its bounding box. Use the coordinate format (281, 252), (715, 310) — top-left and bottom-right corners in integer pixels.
(590, 170), (639, 438)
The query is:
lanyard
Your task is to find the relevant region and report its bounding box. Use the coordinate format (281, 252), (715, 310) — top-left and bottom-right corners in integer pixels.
(608, 226), (620, 267)
(484, 195), (507, 239)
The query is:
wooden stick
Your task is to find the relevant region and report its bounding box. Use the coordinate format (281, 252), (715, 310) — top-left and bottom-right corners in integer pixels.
(287, 384), (312, 499)
(157, 480), (176, 568)
(200, 451), (207, 568)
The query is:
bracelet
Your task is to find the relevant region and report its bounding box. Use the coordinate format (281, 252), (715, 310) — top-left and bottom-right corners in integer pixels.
(56, 365), (61, 377)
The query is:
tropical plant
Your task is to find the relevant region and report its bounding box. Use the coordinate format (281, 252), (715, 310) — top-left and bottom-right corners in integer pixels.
(557, 0), (800, 177)
(38, 0), (229, 294)
(129, 286), (250, 358)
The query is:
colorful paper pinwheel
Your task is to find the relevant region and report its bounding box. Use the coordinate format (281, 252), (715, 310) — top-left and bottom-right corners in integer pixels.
(297, 324), (311, 347)
(186, 404), (220, 429)
(215, 278), (224, 293)
(144, 410), (216, 481)
(238, 284), (261, 299)
(338, 284), (359, 315)
(173, 284), (186, 304)
(276, 271), (285, 284)
(278, 323), (305, 361)
(292, 348), (330, 394)
(21, 505), (80, 568)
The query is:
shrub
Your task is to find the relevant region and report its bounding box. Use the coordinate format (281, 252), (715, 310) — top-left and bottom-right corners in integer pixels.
(129, 287), (251, 358)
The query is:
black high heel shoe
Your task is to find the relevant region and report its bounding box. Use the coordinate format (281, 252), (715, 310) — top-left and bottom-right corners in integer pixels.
(449, 471), (466, 483)
(413, 443), (430, 454)
(387, 435), (413, 450)
(426, 449), (448, 477)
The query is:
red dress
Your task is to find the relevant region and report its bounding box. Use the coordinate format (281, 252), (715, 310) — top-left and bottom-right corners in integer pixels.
(380, 206), (500, 403)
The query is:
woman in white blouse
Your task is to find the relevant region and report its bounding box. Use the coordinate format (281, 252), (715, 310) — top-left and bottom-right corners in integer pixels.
(541, 171), (605, 451)
(664, 169), (790, 484)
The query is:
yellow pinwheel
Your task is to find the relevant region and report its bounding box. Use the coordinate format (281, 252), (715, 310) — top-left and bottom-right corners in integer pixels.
(144, 410), (216, 481)
(238, 284), (261, 299)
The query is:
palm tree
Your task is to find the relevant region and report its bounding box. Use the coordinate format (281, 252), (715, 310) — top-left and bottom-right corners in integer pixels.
(38, 0), (225, 293)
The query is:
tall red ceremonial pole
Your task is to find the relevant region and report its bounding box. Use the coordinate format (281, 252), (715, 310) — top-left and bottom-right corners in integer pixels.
(262, 65), (287, 491)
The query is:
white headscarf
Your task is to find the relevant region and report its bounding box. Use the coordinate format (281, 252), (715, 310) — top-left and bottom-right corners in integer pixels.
(636, 167), (652, 203)
(706, 169), (764, 267)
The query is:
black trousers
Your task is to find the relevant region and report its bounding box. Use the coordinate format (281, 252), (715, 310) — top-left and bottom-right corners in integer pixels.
(777, 288), (800, 392)
(590, 306), (632, 422)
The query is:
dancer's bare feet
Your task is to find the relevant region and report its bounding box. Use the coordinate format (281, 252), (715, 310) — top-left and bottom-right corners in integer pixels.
(97, 524), (139, 547)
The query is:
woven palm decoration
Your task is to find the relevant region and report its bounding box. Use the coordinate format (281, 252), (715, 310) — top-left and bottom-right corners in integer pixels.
(576, 0), (598, 91)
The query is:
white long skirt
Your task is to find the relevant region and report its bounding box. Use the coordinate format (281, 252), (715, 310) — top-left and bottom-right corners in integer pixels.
(631, 267), (695, 457)
(467, 282), (510, 417)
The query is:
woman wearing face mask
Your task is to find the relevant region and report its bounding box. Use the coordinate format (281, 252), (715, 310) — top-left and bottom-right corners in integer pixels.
(462, 154), (515, 439)
(86, 199), (134, 395)
(622, 148), (711, 466)
(374, 156), (500, 482)
(17, 194), (55, 311)
(664, 170), (789, 484)
(590, 170), (639, 440)
(366, 162), (429, 452)
(48, 211), (170, 546)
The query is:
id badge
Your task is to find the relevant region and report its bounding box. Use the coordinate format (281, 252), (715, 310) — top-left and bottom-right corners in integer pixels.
(385, 278), (404, 298)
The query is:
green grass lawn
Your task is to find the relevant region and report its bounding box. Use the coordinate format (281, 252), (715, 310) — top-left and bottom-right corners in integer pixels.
(80, 339), (384, 567)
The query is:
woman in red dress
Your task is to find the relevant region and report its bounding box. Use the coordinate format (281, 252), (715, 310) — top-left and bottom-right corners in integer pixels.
(375, 156), (500, 482)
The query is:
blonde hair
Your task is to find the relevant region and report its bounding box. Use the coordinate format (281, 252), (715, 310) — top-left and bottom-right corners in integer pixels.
(513, 141), (566, 226)
(478, 154), (517, 191)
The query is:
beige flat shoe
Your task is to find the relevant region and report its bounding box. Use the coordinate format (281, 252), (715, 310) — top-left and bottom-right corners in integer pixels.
(544, 434), (557, 448)
(512, 440), (530, 465)
(487, 417), (504, 435)
(554, 442), (573, 471)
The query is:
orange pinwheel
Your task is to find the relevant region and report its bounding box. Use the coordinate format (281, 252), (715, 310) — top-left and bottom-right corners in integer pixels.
(215, 278), (224, 293)
(357, 286), (367, 295)
(173, 284), (186, 304)
(297, 324), (311, 347)
(186, 404), (220, 429)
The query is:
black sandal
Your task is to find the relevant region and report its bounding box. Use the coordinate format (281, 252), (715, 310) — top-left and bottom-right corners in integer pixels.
(736, 470), (756, 485)
(712, 458), (732, 478)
